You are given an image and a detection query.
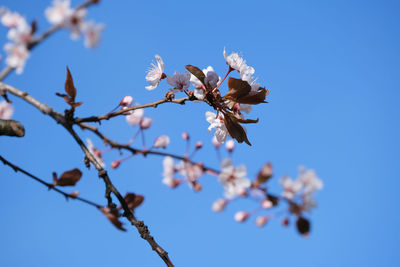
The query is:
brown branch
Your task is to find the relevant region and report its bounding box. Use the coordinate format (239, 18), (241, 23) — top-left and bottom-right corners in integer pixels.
(0, 0), (100, 83)
(74, 97), (190, 123)
(0, 155), (101, 208)
(0, 119), (25, 137)
(79, 122), (220, 174)
(1, 81), (174, 267)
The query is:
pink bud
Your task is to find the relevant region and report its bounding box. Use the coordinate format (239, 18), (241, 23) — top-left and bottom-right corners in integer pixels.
(212, 199), (227, 212)
(193, 182), (202, 192)
(225, 139), (235, 152)
(234, 211), (249, 222)
(256, 216), (269, 227)
(261, 199), (273, 209)
(111, 160), (121, 169)
(69, 191), (80, 198)
(140, 117), (152, 129)
(120, 96), (133, 106)
(282, 218), (290, 226)
(212, 136), (221, 148)
(154, 135), (170, 148)
(181, 132), (189, 140)
(195, 141), (203, 150)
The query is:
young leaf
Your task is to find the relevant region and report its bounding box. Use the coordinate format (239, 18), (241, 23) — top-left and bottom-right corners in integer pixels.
(224, 77), (251, 100)
(99, 207), (126, 232)
(223, 112), (251, 146)
(185, 65), (205, 85)
(256, 162), (273, 185)
(235, 88), (269, 105)
(123, 193), (145, 212)
(65, 67), (77, 100)
(54, 168), (82, 186)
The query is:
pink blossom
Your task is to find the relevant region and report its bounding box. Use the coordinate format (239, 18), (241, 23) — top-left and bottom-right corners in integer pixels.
(45, 0), (72, 25)
(4, 43), (29, 74)
(205, 111), (228, 144)
(154, 135), (170, 149)
(0, 101), (14, 119)
(234, 211), (249, 222)
(181, 132), (189, 140)
(140, 117), (152, 129)
(218, 158), (251, 199)
(126, 108), (144, 126)
(83, 21), (105, 48)
(120, 96), (133, 107)
(195, 141), (202, 150)
(145, 54), (165, 90)
(166, 71), (191, 92)
(176, 160), (203, 184)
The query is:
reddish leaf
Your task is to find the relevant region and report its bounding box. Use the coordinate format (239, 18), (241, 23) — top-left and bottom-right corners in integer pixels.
(99, 207), (126, 232)
(224, 77), (251, 100)
(124, 193), (144, 212)
(296, 216), (310, 236)
(235, 88), (269, 105)
(223, 112), (251, 146)
(185, 65), (205, 86)
(267, 194), (279, 207)
(54, 168), (82, 186)
(65, 67), (77, 100)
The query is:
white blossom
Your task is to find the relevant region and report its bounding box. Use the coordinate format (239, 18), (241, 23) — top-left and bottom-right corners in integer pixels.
(280, 175), (303, 200)
(223, 48), (255, 82)
(218, 158), (251, 199)
(140, 117), (152, 129)
(65, 8), (87, 39)
(298, 166), (323, 195)
(162, 156), (175, 187)
(4, 43), (29, 74)
(145, 54), (165, 90)
(205, 111), (229, 144)
(176, 160), (203, 184)
(126, 108), (144, 126)
(45, 0), (72, 25)
(0, 101), (13, 119)
(120, 96), (133, 106)
(83, 21), (105, 48)
(154, 135), (170, 149)
(212, 198), (227, 212)
(166, 71), (191, 92)
(0, 8), (25, 28)
(7, 23), (32, 44)
(225, 139), (235, 152)
(190, 66), (220, 89)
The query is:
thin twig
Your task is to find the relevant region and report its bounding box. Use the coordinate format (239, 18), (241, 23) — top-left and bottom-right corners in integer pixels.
(0, 155), (101, 208)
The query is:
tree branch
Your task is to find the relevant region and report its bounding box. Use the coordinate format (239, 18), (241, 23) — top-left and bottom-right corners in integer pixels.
(0, 155), (101, 208)
(74, 96), (190, 123)
(0, 119), (25, 137)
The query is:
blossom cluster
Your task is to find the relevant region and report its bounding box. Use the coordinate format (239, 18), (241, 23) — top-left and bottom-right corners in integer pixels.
(144, 48), (269, 146)
(0, 0), (103, 74)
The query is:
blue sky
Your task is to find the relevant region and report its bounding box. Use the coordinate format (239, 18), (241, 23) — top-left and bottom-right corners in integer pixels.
(0, 0), (399, 266)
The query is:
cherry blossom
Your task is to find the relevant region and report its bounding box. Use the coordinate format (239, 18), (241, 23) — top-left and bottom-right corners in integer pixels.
(7, 23), (32, 44)
(0, 101), (14, 119)
(0, 8), (25, 28)
(162, 156), (177, 188)
(45, 0), (72, 25)
(154, 135), (170, 149)
(65, 8), (87, 39)
(145, 54), (165, 90)
(176, 160), (203, 185)
(261, 199), (273, 209)
(225, 139), (235, 152)
(166, 71), (191, 92)
(205, 111), (229, 144)
(126, 108), (144, 126)
(298, 166), (323, 195)
(120, 96), (133, 107)
(212, 135), (222, 148)
(218, 158), (251, 199)
(83, 21), (105, 48)
(4, 43), (30, 74)
(223, 47), (255, 81)
(140, 117), (152, 129)
(280, 175), (303, 200)
(190, 66), (220, 89)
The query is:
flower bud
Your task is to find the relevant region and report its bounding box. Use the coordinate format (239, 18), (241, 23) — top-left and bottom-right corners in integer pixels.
(120, 96), (133, 106)
(234, 211), (249, 222)
(261, 199), (273, 209)
(282, 217), (290, 226)
(154, 135), (170, 148)
(225, 139), (235, 152)
(111, 160), (121, 169)
(69, 191), (79, 198)
(195, 141), (203, 150)
(256, 216), (269, 227)
(212, 199), (227, 212)
(181, 132), (189, 140)
(193, 182), (202, 192)
(140, 117), (152, 129)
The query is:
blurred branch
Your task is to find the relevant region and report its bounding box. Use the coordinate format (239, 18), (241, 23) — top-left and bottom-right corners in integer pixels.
(0, 119), (25, 137)
(0, 0), (100, 102)
(74, 96), (190, 123)
(0, 155), (101, 208)
(0, 81), (174, 266)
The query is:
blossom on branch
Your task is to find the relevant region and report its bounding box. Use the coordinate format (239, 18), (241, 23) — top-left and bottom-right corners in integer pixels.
(4, 43), (29, 74)
(223, 47), (255, 81)
(218, 158), (251, 199)
(83, 21), (104, 48)
(166, 71), (191, 92)
(205, 111), (229, 144)
(145, 54), (165, 90)
(45, 0), (72, 25)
